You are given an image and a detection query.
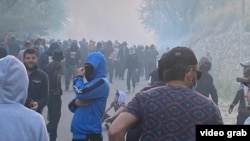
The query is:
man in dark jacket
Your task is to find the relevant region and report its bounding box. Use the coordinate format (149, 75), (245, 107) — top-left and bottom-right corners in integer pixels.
(44, 49), (64, 141)
(195, 56), (218, 105)
(64, 41), (81, 91)
(228, 61), (250, 124)
(126, 47), (139, 93)
(23, 48), (49, 114)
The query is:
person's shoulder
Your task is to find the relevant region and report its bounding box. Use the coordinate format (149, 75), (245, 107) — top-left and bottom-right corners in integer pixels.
(36, 69), (48, 77)
(20, 105), (45, 121)
(195, 91), (217, 105)
(50, 61), (62, 68)
(139, 85), (168, 97)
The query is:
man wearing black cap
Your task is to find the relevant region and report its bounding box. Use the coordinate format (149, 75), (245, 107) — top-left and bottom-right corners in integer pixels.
(237, 68), (250, 124)
(108, 46), (223, 141)
(228, 61), (250, 124)
(195, 56), (218, 105)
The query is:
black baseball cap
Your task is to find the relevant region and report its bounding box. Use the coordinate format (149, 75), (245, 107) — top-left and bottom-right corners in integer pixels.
(240, 61), (250, 68)
(158, 46), (201, 80)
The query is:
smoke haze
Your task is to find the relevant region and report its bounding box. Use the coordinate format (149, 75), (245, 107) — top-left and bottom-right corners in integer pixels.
(62, 0), (156, 46)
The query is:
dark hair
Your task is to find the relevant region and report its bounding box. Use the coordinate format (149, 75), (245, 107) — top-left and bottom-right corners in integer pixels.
(23, 41), (33, 49)
(158, 46), (198, 82)
(23, 48), (38, 58)
(0, 47), (7, 59)
(52, 49), (64, 61)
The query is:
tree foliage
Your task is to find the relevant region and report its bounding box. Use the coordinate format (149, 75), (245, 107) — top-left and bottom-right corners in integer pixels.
(0, 0), (67, 39)
(139, 0), (246, 45)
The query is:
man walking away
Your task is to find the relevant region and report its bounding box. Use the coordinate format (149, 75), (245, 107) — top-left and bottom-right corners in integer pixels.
(45, 49), (64, 141)
(109, 46), (223, 141)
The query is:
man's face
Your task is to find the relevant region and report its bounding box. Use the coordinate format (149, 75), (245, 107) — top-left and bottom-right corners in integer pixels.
(23, 53), (37, 69)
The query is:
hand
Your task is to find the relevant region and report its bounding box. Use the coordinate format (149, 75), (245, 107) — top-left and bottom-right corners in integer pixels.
(30, 101), (38, 111)
(76, 67), (85, 76)
(228, 105), (233, 114)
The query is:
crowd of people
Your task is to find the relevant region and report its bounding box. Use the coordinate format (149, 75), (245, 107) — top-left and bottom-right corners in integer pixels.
(1, 34), (250, 141)
(0, 36), (159, 93)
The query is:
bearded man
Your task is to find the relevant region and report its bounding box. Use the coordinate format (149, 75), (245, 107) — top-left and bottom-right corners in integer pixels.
(23, 48), (49, 114)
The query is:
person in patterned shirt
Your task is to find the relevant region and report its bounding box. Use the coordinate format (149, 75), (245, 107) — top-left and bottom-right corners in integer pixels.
(108, 46), (223, 141)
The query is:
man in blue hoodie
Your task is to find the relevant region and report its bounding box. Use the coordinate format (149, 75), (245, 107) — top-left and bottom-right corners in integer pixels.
(68, 51), (109, 141)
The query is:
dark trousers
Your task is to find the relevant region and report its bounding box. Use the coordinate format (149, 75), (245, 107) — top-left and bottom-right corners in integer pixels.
(47, 94), (62, 141)
(237, 112), (249, 124)
(114, 60), (119, 78)
(65, 65), (77, 89)
(126, 128), (141, 141)
(127, 69), (136, 91)
(107, 59), (114, 83)
(72, 133), (103, 141)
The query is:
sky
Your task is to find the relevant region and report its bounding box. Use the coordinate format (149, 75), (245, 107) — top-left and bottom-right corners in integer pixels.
(62, 0), (156, 46)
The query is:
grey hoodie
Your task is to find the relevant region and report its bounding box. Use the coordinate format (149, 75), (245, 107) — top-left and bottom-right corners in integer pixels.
(0, 55), (48, 141)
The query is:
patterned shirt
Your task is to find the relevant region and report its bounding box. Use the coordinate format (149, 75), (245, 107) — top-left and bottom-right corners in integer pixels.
(124, 85), (223, 141)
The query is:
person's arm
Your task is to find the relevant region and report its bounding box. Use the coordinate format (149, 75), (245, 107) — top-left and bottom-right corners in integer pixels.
(210, 85), (218, 105)
(229, 84), (243, 113)
(73, 67), (109, 100)
(109, 93), (142, 141)
(208, 75), (218, 105)
(108, 112), (138, 141)
(105, 102), (114, 113)
(107, 106), (125, 121)
(25, 97), (33, 108)
(55, 65), (63, 94)
(36, 73), (49, 111)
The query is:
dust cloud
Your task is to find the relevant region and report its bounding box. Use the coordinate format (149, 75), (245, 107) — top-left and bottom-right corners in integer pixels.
(62, 0), (156, 46)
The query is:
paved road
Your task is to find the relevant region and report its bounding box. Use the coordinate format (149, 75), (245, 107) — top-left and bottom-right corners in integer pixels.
(42, 77), (148, 141)
(41, 76), (237, 141)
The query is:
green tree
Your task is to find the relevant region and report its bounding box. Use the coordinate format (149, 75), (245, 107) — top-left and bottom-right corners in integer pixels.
(139, 0), (233, 45)
(0, 0), (67, 39)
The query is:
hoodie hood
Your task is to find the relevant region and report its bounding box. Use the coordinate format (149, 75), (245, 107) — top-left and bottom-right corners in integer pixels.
(47, 42), (60, 56)
(85, 52), (106, 80)
(0, 55), (28, 104)
(198, 57), (211, 72)
(117, 90), (126, 105)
